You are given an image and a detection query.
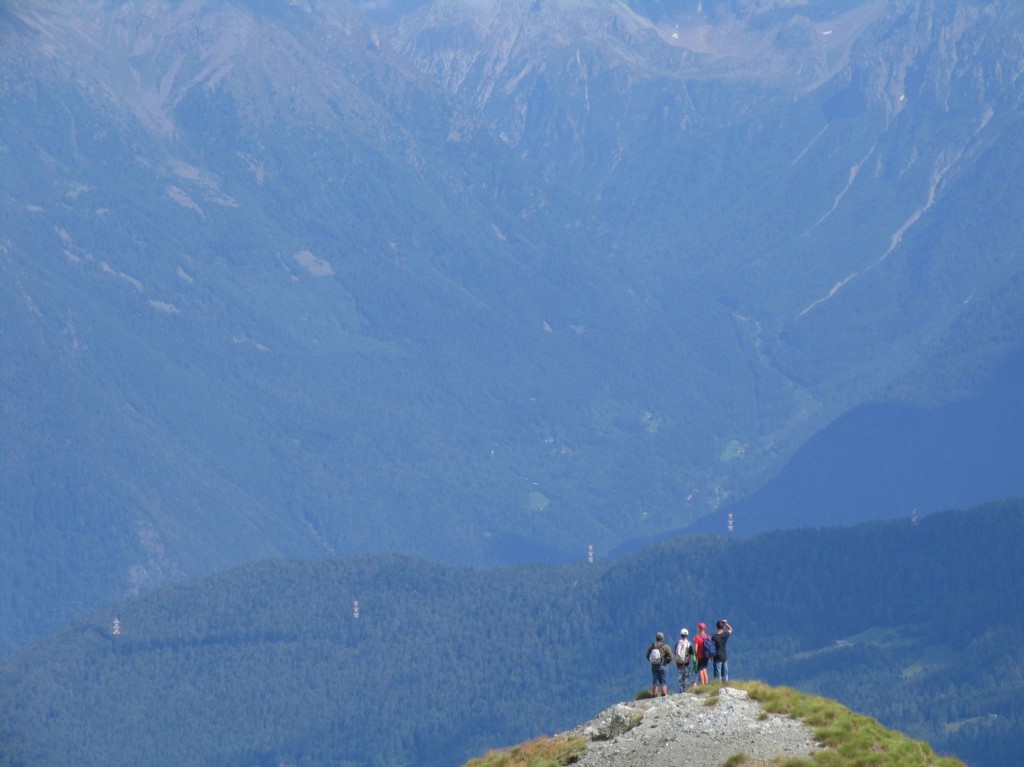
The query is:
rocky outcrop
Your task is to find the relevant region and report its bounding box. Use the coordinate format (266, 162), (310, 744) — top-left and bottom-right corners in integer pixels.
(569, 687), (819, 767)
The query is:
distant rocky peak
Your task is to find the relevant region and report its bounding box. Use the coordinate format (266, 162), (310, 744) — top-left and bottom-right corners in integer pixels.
(3, 1), (423, 140)
(385, 0), (898, 105)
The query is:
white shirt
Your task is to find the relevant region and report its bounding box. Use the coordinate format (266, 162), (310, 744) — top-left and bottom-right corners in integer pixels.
(675, 637), (691, 660)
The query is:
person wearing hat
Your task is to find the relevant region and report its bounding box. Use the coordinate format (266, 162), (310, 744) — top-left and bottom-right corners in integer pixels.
(695, 622), (713, 685)
(645, 631), (674, 697)
(674, 628), (695, 692)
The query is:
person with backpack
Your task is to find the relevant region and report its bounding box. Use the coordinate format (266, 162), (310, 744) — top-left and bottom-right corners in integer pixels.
(645, 631), (674, 697)
(713, 619), (733, 682)
(695, 622), (714, 685)
(674, 628), (695, 692)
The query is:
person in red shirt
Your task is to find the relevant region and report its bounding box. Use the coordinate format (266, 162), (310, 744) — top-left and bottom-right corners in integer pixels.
(695, 622), (713, 685)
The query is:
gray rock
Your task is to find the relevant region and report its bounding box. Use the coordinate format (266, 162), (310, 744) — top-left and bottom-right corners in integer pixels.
(569, 687), (820, 767)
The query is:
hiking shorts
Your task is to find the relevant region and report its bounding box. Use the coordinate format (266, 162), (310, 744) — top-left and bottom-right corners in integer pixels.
(651, 663), (667, 686)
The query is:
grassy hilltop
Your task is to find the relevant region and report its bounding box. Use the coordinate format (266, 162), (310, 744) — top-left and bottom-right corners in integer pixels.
(465, 681), (966, 767)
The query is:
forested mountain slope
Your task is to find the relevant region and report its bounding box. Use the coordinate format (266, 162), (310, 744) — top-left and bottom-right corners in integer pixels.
(2, 500), (1021, 767)
(3, 0), (1023, 655)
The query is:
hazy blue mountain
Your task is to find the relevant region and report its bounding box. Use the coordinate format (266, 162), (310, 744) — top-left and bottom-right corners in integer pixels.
(683, 277), (1024, 538)
(692, 365), (1024, 536)
(3, 0), (1024, 654)
(2, 501), (1021, 767)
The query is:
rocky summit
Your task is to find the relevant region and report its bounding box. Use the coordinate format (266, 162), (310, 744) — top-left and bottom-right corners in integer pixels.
(570, 687), (819, 767)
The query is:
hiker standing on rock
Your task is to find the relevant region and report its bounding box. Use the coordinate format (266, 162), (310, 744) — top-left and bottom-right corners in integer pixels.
(695, 622), (713, 685)
(713, 619), (732, 682)
(675, 628), (695, 692)
(645, 632), (673, 697)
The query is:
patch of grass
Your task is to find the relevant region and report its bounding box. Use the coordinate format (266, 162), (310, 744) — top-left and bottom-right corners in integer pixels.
(943, 715), (989, 734)
(526, 490), (550, 511)
(724, 753), (752, 766)
(463, 735), (587, 767)
(734, 681), (965, 767)
(700, 681), (725, 705)
(720, 439), (746, 462)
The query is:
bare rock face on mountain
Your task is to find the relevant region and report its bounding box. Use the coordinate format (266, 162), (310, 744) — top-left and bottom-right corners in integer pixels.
(569, 688), (819, 767)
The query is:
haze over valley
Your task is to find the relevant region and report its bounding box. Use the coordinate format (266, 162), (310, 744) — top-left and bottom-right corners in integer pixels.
(2, 6), (1024, 757)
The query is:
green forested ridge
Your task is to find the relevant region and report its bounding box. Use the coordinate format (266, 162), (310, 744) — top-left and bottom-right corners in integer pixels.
(2, 501), (1021, 767)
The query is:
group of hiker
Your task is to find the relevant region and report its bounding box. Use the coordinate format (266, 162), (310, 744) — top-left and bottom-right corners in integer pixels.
(645, 619), (732, 697)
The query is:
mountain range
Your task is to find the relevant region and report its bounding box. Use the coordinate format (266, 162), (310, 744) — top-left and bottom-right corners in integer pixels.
(2, 0), (1024, 656)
